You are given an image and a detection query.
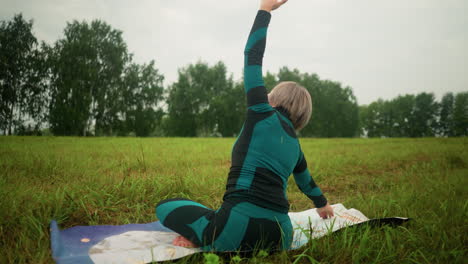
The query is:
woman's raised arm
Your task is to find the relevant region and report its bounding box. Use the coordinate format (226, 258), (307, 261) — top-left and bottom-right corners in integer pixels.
(243, 0), (288, 112)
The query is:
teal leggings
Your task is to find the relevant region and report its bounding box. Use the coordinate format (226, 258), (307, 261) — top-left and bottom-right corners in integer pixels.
(156, 198), (293, 251)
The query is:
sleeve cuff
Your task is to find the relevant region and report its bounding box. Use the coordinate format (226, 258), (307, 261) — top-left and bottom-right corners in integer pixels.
(311, 195), (328, 208)
(257, 10), (271, 26)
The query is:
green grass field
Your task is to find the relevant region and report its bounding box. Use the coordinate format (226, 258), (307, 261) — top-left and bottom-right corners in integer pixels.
(0, 136), (467, 263)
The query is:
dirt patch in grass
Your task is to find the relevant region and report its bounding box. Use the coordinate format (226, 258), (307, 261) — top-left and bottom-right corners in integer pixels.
(219, 159), (231, 169)
(444, 153), (466, 169)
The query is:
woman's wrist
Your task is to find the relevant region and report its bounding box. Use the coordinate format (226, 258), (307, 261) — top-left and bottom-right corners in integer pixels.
(259, 3), (272, 12)
(259, 0), (287, 12)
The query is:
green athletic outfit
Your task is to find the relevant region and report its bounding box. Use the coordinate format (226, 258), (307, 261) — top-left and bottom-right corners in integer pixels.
(156, 10), (327, 251)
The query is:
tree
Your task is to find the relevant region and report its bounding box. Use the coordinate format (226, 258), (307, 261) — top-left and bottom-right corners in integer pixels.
(211, 81), (246, 137)
(439, 92), (455, 137)
(408, 93), (438, 137)
(0, 14), (48, 135)
(452, 92), (468, 136)
(389, 95), (415, 137)
(364, 95), (416, 138)
(48, 20), (130, 136)
(360, 93), (439, 138)
(263, 71), (277, 92)
(165, 61), (242, 137)
(120, 61), (165, 137)
(360, 99), (387, 137)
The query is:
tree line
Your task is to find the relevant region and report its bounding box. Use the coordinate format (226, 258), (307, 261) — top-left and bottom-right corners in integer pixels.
(1, 14), (466, 137)
(360, 93), (467, 137)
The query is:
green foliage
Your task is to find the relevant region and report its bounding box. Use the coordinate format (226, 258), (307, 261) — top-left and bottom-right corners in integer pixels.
(408, 92), (439, 137)
(389, 94), (415, 136)
(46, 19), (164, 137)
(0, 14), (48, 135)
(439, 92), (455, 136)
(360, 93), (445, 137)
(231, 255), (243, 263)
(165, 61), (244, 137)
(204, 253), (220, 264)
(48, 19), (130, 136)
(256, 250), (269, 258)
(274, 67), (360, 137)
(120, 61), (165, 137)
(263, 71), (277, 91)
(366, 100), (384, 137)
(452, 92), (468, 136)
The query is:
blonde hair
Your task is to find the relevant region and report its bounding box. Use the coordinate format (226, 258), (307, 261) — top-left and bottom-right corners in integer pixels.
(268, 81), (312, 131)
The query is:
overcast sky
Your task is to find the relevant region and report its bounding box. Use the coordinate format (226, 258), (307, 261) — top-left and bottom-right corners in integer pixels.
(2, 0), (467, 105)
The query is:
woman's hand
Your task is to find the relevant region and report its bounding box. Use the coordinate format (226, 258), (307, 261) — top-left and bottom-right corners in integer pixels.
(317, 203), (334, 219)
(260, 0), (288, 12)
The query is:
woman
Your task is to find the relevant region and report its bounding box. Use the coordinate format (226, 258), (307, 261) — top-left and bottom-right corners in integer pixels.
(156, 0), (334, 251)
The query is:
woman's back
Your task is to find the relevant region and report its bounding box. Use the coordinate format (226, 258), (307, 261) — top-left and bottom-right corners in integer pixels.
(224, 107), (300, 213)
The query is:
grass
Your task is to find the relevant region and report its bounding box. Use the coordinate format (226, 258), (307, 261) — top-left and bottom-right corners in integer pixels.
(0, 136), (467, 263)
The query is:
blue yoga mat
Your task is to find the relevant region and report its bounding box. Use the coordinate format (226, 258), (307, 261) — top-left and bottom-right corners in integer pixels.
(50, 220), (173, 264)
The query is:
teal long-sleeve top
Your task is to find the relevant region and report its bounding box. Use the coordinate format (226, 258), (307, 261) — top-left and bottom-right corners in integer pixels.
(222, 10), (327, 213)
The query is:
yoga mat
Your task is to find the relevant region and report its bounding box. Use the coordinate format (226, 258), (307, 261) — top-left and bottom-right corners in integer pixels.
(50, 203), (409, 263)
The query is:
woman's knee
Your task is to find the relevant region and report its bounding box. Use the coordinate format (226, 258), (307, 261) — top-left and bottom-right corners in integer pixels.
(155, 198), (211, 224)
(155, 197), (190, 222)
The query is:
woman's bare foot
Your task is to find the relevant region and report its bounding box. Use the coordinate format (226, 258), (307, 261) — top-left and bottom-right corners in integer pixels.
(172, 235), (197, 248)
